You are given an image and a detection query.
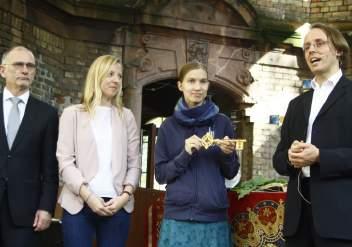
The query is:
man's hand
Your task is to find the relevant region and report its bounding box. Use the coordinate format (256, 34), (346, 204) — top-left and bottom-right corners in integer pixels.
(33, 210), (52, 232)
(288, 141), (319, 168)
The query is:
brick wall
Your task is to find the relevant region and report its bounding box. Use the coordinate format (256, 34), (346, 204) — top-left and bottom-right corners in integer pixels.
(310, 0), (352, 22)
(245, 50), (306, 178)
(0, 8), (122, 114)
(248, 0), (352, 22)
(247, 0), (310, 22)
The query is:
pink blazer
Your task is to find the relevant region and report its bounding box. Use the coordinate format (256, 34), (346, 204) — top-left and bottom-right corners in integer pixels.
(57, 104), (141, 214)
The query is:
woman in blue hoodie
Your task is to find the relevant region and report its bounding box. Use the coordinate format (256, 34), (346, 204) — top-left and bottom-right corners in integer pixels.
(155, 62), (240, 247)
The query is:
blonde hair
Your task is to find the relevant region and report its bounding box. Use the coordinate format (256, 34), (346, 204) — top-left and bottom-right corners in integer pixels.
(82, 55), (123, 114)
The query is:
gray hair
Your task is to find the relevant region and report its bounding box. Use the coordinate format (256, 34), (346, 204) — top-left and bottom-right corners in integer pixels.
(1, 46), (35, 64)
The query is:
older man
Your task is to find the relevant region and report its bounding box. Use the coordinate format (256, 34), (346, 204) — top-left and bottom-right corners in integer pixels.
(0, 46), (58, 247)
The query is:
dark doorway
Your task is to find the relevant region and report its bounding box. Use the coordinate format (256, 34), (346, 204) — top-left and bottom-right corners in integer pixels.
(142, 79), (239, 126)
(142, 79), (180, 126)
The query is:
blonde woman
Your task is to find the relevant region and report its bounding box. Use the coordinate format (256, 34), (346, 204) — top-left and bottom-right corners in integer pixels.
(57, 55), (141, 247)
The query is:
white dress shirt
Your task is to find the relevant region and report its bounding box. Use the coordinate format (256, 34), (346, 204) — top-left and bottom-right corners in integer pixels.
(302, 69), (342, 177)
(3, 87), (30, 134)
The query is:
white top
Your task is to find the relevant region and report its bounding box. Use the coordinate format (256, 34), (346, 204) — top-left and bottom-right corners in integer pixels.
(3, 87), (29, 134)
(303, 69), (342, 177)
(89, 106), (116, 198)
(225, 169), (241, 189)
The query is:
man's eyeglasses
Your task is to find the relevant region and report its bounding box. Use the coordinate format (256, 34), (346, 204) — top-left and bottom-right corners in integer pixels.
(303, 40), (329, 52)
(3, 62), (36, 71)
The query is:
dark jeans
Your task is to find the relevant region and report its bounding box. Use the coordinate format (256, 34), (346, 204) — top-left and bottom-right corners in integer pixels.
(62, 203), (130, 247)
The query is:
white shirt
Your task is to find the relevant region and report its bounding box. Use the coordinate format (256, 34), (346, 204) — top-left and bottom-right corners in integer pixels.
(302, 69), (342, 177)
(225, 169), (241, 189)
(89, 106), (116, 198)
(3, 87), (30, 134)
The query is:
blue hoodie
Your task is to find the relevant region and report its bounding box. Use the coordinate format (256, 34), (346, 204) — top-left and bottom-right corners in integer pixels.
(155, 98), (240, 222)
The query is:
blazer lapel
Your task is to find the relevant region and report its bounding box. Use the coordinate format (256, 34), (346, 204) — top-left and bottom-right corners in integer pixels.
(316, 76), (349, 119)
(77, 110), (96, 146)
(0, 94), (9, 151)
(10, 96), (35, 150)
(302, 89), (313, 123)
(69, 107), (98, 182)
(111, 108), (119, 176)
(110, 107), (128, 176)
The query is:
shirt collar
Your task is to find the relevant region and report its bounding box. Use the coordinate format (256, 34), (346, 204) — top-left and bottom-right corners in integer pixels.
(311, 69), (342, 89)
(3, 87), (30, 105)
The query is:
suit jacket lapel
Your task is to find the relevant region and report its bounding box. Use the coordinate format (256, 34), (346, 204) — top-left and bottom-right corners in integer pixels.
(10, 96), (35, 150)
(0, 94), (9, 151)
(316, 76), (349, 119)
(302, 89), (313, 123)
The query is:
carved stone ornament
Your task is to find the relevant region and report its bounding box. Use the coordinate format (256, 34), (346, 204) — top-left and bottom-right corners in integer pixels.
(125, 48), (154, 72)
(139, 56), (154, 72)
(187, 39), (208, 65)
(141, 34), (154, 45)
(242, 48), (251, 60)
(236, 69), (254, 86)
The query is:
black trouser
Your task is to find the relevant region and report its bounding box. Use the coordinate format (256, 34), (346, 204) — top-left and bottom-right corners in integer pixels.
(285, 178), (352, 247)
(0, 188), (39, 247)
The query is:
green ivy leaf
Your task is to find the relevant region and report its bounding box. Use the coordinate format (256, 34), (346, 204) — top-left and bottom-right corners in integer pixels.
(231, 176), (287, 199)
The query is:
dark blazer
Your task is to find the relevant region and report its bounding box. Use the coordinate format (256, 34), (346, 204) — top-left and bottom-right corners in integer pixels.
(0, 93), (59, 226)
(273, 75), (352, 240)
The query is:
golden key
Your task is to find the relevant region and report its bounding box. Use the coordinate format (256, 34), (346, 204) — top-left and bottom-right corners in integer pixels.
(201, 131), (246, 150)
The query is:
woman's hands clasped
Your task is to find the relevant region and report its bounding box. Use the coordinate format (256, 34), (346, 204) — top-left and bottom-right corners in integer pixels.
(105, 195), (130, 214)
(79, 185), (130, 216)
(85, 193), (129, 216)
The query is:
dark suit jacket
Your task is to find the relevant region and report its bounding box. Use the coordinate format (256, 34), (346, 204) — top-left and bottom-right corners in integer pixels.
(273, 75), (352, 240)
(0, 93), (59, 227)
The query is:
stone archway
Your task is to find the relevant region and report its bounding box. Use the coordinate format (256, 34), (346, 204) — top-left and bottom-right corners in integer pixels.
(120, 0), (259, 183)
(123, 34), (257, 128)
